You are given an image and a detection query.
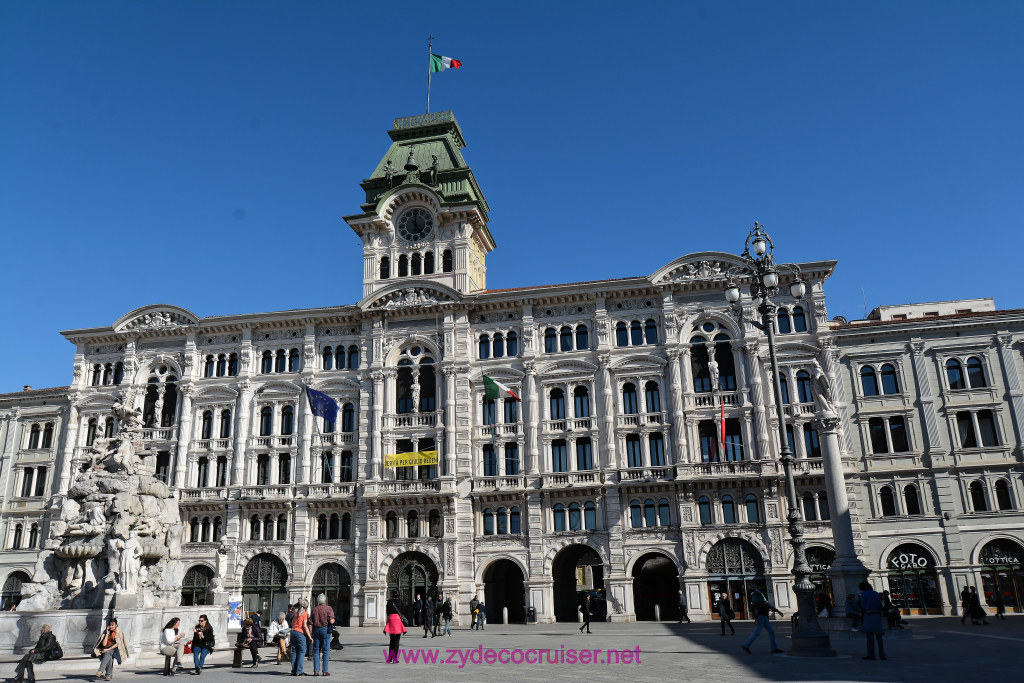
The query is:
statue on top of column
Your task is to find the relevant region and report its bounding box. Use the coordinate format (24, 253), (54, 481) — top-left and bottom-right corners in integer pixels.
(810, 361), (836, 415)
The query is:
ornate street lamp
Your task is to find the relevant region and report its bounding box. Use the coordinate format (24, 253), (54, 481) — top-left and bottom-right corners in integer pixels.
(725, 221), (835, 657)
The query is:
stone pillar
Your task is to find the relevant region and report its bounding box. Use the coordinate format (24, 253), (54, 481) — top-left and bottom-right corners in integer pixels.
(996, 333), (1024, 454)
(524, 362), (539, 475)
(598, 354), (616, 469)
(442, 366), (457, 476)
(370, 371), (384, 480)
(57, 398), (80, 495)
(816, 413), (868, 615)
(232, 381), (253, 486)
(744, 341), (770, 460)
(299, 387), (312, 484)
(173, 386), (194, 487)
(666, 349), (686, 463)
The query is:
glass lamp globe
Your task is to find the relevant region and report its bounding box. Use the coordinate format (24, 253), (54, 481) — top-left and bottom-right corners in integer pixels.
(725, 284), (741, 304)
(752, 237), (768, 256)
(790, 280), (806, 299)
(762, 271), (779, 288)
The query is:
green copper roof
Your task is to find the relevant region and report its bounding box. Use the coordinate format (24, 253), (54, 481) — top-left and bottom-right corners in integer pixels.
(357, 111), (490, 218)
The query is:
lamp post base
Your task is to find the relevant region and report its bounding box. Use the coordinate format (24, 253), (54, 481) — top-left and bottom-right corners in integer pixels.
(789, 633), (837, 657)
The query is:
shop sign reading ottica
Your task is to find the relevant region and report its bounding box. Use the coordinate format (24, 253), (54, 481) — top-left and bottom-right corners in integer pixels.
(887, 544), (936, 570)
(979, 539), (1024, 567)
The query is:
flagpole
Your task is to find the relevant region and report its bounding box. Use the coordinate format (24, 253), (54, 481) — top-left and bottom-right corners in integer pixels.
(426, 34), (433, 114)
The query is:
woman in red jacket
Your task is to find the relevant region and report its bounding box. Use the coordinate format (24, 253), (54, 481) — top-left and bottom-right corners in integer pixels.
(383, 591), (407, 663)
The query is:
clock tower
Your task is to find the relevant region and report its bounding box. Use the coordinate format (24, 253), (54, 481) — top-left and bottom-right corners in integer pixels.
(345, 111), (494, 299)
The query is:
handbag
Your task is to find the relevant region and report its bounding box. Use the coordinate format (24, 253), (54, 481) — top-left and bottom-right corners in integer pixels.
(399, 613), (410, 627)
(92, 646), (102, 658)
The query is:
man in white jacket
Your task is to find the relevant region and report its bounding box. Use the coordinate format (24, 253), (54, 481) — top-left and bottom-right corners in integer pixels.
(266, 612), (291, 664)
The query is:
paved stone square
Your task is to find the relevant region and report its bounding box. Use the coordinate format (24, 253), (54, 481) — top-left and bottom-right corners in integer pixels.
(3, 617), (1021, 683)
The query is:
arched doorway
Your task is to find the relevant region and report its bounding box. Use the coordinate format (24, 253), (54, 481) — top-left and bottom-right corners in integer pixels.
(705, 539), (766, 620)
(805, 546), (835, 612)
(885, 543), (942, 614)
(631, 553), (679, 621)
(242, 554), (288, 627)
(311, 563), (352, 626)
(483, 559), (526, 624)
(181, 565), (214, 606)
(1, 571), (29, 611)
(386, 551), (439, 623)
(978, 538), (1024, 613)
(552, 545), (604, 622)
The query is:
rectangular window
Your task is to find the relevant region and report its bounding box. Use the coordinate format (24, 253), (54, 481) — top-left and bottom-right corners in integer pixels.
(626, 434), (643, 468)
(552, 440), (568, 473)
(723, 419), (743, 461)
(576, 438), (593, 470)
(155, 452), (171, 484)
(698, 421), (718, 462)
(869, 417), (889, 453)
(483, 445), (497, 477)
(504, 444), (519, 476)
(482, 399), (496, 426)
(215, 457), (228, 487)
(977, 410), (999, 447)
(889, 417), (910, 452)
(503, 400), (519, 424)
(804, 427), (821, 458)
(257, 456), (270, 485)
(649, 434), (665, 466)
(340, 451), (354, 482)
(21, 468), (34, 497)
(956, 412), (977, 448)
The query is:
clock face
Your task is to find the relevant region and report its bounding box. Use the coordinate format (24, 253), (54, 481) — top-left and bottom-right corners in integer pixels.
(397, 208), (434, 242)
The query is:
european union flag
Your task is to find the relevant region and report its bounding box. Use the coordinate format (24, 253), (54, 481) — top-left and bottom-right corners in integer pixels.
(305, 387), (339, 424)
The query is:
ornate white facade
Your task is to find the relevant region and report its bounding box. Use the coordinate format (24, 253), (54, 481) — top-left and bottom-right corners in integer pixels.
(1, 112), (1022, 624)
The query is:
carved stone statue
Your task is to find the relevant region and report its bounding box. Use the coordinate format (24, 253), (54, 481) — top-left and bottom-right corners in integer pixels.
(708, 358), (720, 391)
(116, 532), (143, 593)
(810, 362), (836, 415)
(428, 155), (439, 185)
(383, 159), (394, 187)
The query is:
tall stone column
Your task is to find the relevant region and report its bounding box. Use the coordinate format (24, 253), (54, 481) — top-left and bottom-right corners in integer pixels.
(744, 342), (770, 460)
(816, 413), (868, 615)
(232, 381), (253, 486)
(996, 334), (1024, 453)
(442, 366), (457, 477)
(299, 383), (313, 484)
(173, 386), (194, 487)
(57, 398), (80, 495)
(370, 370), (384, 480)
(524, 362), (539, 475)
(598, 354), (616, 469)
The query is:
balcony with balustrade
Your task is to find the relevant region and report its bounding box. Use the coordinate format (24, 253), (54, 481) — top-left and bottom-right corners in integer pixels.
(614, 412), (666, 429)
(617, 466), (674, 484)
(179, 487), (230, 502)
(317, 432), (358, 446)
(193, 438), (233, 452)
(676, 459), (779, 479)
(473, 475), (527, 492)
(693, 392), (740, 408)
(782, 402), (816, 418)
(305, 482), (357, 498)
(239, 485), (293, 501)
(142, 427), (177, 442)
(541, 470), (604, 489)
(474, 423), (522, 439)
(384, 411), (443, 430)
(254, 435), (295, 449)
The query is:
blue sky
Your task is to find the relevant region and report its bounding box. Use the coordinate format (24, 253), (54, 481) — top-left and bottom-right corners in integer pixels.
(1, 1), (1021, 393)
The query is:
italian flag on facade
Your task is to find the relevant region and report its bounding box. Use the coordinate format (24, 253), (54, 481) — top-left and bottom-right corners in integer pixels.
(430, 54), (462, 72)
(483, 375), (520, 402)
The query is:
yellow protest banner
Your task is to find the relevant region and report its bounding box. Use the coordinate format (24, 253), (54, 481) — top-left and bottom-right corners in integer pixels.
(384, 450), (439, 468)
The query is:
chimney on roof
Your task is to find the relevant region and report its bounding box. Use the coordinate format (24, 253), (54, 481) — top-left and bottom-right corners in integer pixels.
(23, 385), (32, 391)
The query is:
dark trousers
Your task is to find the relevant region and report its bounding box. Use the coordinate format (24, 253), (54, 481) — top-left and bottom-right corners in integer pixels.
(14, 654), (39, 682)
(387, 634), (402, 662)
(866, 631), (885, 659)
(236, 641), (259, 664)
(721, 617), (735, 634)
(580, 614), (591, 632)
(679, 606), (690, 623)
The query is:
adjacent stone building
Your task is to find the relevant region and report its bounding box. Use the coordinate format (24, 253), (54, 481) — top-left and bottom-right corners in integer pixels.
(1, 112), (1021, 625)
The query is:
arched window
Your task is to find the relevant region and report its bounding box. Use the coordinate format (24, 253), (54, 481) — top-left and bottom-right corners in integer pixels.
(880, 364), (899, 394)
(967, 357), (987, 388)
(859, 365), (879, 396)
(212, 516), (223, 541)
(560, 326), (573, 352)
(745, 494), (759, 523)
(227, 354), (238, 376)
(792, 306), (807, 332)
(796, 370), (812, 403)
(493, 333), (505, 358)
(616, 322), (628, 347)
(280, 406), (294, 435)
(429, 509), (442, 537)
(89, 364), (100, 386)
(261, 351), (273, 374)
(10, 524), (23, 549)
(28, 425), (40, 450)
(190, 517), (200, 543)
(26, 523), (38, 548)
(630, 320), (643, 346)
(324, 513), (337, 539)
(341, 513), (352, 539)
(777, 309), (792, 334)
(411, 252), (421, 275)
(263, 514), (274, 540)
(643, 499), (656, 527)
(568, 502), (582, 530)
(317, 514), (328, 540)
(385, 512), (398, 539)
(573, 386), (590, 418)
(946, 359), (965, 390)
(553, 504), (566, 531)
(104, 417), (115, 438)
(483, 508), (494, 535)
(201, 517), (211, 542)
(442, 249), (453, 272)
(407, 510), (419, 538)
(697, 496), (712, 525)
(201, 411), (213, 440)
(629, 500), (642, 528)
(323, 347), (333, 370)
(658, 498), (670, 526)
(85, 418), (98, 447)
(879, 486), (897, 517)
(103, 363), (113, 384)
(622, 383), (638, 414)
(802, 493), (817, 521)
(380, 256), (390, 279)
(904, 485), (921, 515)
(259, 407), (273, 436)
(496, 507), (508, 535)
(348, 345), (359, 368)
(510, 507), (521, 533)
(995, 480), (1012, 510)
(41, 423), (54, 448)
(216, 355), (226, 377)
(584, 501), (597, 530)
(549, 388), (565, 420)
(341, 404), (355, 432)
(818, 492), (830, 520)
(713, 334), (737, 390)
(277, 514), (287, 540)
(249, 515), (261, 540)
(778, 374), (790, 404)
(722, 495), (736, 524)
(970, 481), (988, 512)
(204, 356), (215, 378)
(271, 349), (284, 373)
(645, 381), (661, 413)
(544, 328), (557, 353)
(424, 251), (435, 274)
(220, 410), (232, 439)
(288, 348), (300, 372)
(575, 325), (589, 350)
(478, 334), (490, 359)
(643, 319), (658, 344)
(506, 331), (518, 356)
(398, 254), (408, 277)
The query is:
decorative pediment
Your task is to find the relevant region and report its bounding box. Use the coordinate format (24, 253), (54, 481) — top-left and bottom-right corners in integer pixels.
(649, 252), (748, 286)
(536, 359), (599, 377)
(379, 187), (442, 222)
(193, 386), (239, 402)
(311, 378), (363, 394)
(471, 368), (524, 383)
(113, 305), (199, 333)
(359, 282), (462, 312)
(610, 353), (668, 371)
(256, 381), (302, 398)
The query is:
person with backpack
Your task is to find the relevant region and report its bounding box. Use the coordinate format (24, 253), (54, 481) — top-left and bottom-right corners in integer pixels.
(440, 595), (454, 636)
(475, 600), (486, 630)
(740, 589), (785, 655)
(469, 596), (479, 630)
(13, 624), (62, 683)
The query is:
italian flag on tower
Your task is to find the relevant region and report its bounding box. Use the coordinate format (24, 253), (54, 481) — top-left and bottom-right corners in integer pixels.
(483, 375), (520, 402)
(430, 54), (462, 72)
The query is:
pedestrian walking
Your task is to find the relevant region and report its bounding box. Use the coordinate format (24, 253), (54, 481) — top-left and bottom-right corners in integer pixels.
(740, 589), (784, 655)
(309, 593), (336, 675)
(579, 594), (593, 634)
(159, 618), (188, 674)
(858, 581), (887, 661)
(13, 623), (62, 683)
(991, 592), (1007, 620)
(384, 590), (407, 664)
(413, 594), (423, 628)
(677, 590), (691, 623)
(967, 587), (989, 625)
(441, 596), (453, 636)
(469, 596), (479, 630)
(960, 585), (972, 625)
(235, 618), (263, 668)
(267, 613), (291, 664)
(433, 594), (443, 636)
(476, 600), (486, 630)
(189, 615), (214, 675)
(289, 603), (312, 676)
(422, 596), (436, 638)
(717, 595), (735, 635)
(286, 604), (296, 628)
(844, 593), (862, 631)
(94, 617), (130, 681)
